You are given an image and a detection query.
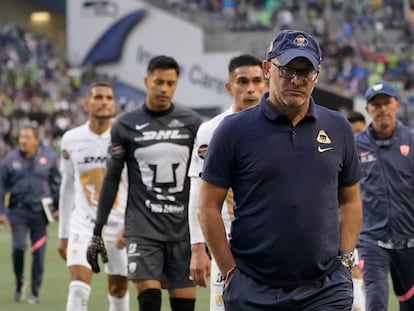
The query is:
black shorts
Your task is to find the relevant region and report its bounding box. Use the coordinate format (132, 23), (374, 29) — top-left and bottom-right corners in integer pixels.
(126, 237), (195, 289)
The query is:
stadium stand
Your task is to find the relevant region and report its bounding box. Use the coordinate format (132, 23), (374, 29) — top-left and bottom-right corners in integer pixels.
(0, 22), (144, 158)
(147, 0), (414, 124)
(2, 0), (414, 158)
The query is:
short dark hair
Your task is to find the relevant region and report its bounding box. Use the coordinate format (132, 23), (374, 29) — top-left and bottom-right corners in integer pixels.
(347, 111), (366, 124)
(147, 55), (180, 76)
(87, 82), (112, 97)
(228, 54), (262, 74)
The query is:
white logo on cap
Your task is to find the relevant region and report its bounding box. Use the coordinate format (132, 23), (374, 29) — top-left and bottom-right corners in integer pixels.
(293, 35), (308, 47)
(372, 83), (384, 91)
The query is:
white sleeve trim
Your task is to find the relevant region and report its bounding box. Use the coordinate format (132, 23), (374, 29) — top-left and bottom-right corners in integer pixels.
(58, 153), (75, 239)
(188, 177), (205, 244)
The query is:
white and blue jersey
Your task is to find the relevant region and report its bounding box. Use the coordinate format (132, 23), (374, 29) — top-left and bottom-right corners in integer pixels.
(188, 107), (234, 244)
(58, 123), (127, 240)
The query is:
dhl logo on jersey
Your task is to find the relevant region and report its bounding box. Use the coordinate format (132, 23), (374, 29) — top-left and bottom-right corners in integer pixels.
(77, 156), (108, 164)
(134, 130), (189, 141)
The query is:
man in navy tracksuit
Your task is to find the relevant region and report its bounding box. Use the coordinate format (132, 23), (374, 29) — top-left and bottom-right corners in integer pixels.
(355, 82), (414, 311)
(0, 126), (60, 303)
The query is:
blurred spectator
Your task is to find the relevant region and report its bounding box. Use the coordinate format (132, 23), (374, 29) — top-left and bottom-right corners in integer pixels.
(275, 6), (293, 30)
(0, 23), (129, 159)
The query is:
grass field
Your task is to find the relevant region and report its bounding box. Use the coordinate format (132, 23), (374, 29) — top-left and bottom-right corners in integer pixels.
(0, 222), (399, 310)
(0, 222), (209, 310)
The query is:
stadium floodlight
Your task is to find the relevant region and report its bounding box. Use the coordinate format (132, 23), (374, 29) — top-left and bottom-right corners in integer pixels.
(30, 12), (51, 23)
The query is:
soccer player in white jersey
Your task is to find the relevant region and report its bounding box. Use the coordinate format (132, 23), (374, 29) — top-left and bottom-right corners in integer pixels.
(58, 82), (129, 311)
(188, 54), (268, 311)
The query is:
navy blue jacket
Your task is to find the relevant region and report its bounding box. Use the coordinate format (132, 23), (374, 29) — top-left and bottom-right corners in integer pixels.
(0, 146), (61, 215)
(355, 121), (414, 248)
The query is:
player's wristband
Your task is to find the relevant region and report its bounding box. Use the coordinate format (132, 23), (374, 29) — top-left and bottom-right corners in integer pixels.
(337, 251), (354, 271)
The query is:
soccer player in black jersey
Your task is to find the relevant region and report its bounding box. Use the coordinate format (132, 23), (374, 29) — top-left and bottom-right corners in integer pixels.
(87, 55), (202, 311)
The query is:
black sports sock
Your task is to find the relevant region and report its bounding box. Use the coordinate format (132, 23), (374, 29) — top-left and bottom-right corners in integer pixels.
(138, 288), (161, 311)
(169, 297), (195, 311)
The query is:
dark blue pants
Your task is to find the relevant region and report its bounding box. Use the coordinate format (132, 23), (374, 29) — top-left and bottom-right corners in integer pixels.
(358, 242), (414, 311)
(223, 264), (353, 310)
(7, 208), (48, 295)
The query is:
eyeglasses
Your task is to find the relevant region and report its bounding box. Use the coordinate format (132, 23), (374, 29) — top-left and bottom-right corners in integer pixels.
(367, 99), (393, 109)
(269, 60), (319, 82)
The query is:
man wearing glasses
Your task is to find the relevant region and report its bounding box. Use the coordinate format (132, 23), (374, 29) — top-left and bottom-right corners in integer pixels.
(198, 30), (363, 310)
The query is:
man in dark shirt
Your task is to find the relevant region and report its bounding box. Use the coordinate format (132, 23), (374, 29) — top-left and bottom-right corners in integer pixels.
(87, 55), (202, 311)
(356, 82), (414, 311)
(198, 30), (363, 310)
(0, 125), (60, 304)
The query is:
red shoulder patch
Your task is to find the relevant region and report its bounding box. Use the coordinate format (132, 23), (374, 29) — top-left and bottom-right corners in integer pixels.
(198, 144), (208, 159)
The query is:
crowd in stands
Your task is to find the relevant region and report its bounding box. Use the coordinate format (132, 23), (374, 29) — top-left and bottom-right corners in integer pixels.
(138, 0), (414, 124)
(0, 23), (125, 158)
(305, 0), (412, 96)
(2, 0), (414, 157)
(163, 0), (414, 105)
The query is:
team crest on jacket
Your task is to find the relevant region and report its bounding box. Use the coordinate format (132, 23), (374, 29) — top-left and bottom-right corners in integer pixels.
(316, 130), (332, 144)
(400, 145), (410, 156)
(39, 157), (47, 165)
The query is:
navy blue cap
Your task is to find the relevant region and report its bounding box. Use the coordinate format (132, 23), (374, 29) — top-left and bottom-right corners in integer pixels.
(365, 82), (399, 102)
(266, 30), (322, 69)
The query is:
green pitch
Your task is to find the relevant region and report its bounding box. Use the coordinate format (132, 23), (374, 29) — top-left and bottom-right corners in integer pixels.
(0, 223), (399, 310)
(0, 223), (209, 310)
